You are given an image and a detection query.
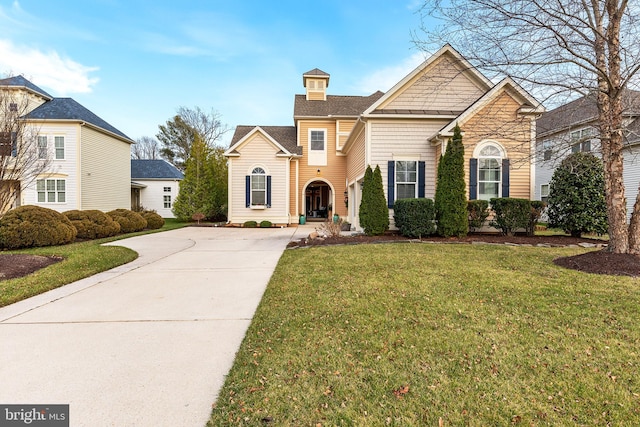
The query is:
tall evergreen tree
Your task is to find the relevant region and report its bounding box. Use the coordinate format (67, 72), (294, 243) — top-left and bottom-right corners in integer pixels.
(434, 124), (468, 237)
(172, 135), (228, 221)
(359, 165), (389, 235)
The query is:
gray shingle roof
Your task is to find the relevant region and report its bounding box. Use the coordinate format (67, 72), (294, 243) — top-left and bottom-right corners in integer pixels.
(0, 75), (53, 99)
(230, 125), (300, 155)
(537, 90), (640, 137)
(131, 159), (184, 180)
(25, 98), (133, 142)
(303, 68), (330, 77)
(294, 91), (384, 117)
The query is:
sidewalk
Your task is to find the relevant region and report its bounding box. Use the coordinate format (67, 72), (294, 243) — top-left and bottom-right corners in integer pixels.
(0, 226), (309, 427)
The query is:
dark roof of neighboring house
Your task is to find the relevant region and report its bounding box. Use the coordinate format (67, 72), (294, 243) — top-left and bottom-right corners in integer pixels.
(230, 125), (300, 155)
(131, 159), (184, 180)
(0, 75), (53, 99)
(303, 68), (330, 77)
(294, 91), (385, 117)
(537, 90), (640, 138)
(25, 98), (133, 142)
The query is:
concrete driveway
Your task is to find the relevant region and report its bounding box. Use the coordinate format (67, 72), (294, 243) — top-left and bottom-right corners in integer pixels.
(0, 226), (308, 427)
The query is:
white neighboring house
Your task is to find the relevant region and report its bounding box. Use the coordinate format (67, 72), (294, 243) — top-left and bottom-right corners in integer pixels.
(131, 159), (184, 218)
(1, 75), (134, 213)
(535, 91), (640, 219)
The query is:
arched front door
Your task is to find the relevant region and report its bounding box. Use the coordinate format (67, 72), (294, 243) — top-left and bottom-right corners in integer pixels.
(304, 180), (333, 220)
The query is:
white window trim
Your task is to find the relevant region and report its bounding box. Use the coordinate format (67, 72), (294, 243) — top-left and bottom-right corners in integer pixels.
(395, 160), (418, 200)
(54, 135), (65, 160)
(36, 178), (66, 203)
(308, 128), (327, 166)
(474, 140), (505, 201)
(250, 166), (268, 207)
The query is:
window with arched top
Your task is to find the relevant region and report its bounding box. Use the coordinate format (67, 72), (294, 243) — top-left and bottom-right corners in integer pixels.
(470, 142), (509, 200)
(246, 167), (271, 208)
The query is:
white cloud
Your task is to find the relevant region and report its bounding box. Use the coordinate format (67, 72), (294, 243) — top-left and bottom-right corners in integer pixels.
(354, 52), (427, 93)
(0, 39), (98, 95)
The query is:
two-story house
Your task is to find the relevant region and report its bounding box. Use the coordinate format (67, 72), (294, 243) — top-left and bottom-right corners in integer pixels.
(535, 91), (640, 219)
(225, 45), (543, 229)
(0, 76), (134, 213)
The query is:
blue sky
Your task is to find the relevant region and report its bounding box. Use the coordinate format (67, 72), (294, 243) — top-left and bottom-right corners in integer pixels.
(0, 0), (431, 146)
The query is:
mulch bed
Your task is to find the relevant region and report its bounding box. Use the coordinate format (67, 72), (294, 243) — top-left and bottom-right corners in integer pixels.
(288, 232), (640, 277)
(0, 254), (63, 281)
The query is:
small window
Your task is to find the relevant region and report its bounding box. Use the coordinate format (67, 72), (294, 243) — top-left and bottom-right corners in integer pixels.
(163, 187), (171, 192)
(54, 136), (65, 159)
(541, 184), (549, 203)
(310, 130), (325, 151)
(38, 136), (47, 159)
(9, 103), (17, 112)
(251, 167), (266, 206)
(395, 161), (417, 199)
(570, 128), (592, 153)
(164, 195), (171, 208)
(542, 140), (552, 161)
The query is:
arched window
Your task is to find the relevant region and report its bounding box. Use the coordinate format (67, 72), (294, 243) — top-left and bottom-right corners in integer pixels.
(470, 142), (509, 200)
(251, 167), (266, 206)
(478, 145), (502, 200)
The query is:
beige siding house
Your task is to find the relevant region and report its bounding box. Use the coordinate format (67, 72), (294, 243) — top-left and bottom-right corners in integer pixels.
(225, 45), (543, 230)
(0, 76), (134, 213)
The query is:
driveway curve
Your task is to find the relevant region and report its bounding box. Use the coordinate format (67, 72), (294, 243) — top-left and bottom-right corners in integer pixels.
(0, 226), (308, 427)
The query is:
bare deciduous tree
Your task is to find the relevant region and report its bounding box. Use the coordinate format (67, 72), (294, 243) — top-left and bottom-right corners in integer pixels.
(0, 88), (51, 214)
(157, 106), (229, 171)
(417, 0), (640, 253)
(131, 136), (162, 159)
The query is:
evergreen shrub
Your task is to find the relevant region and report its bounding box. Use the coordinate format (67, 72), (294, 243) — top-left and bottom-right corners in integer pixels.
(489, 198), (531, 236)
(107, 209), (147, 233)
(393, 198), (436, 238)
(64, 209), (121, 239)
(243, 221), (258, 228)
(0, 205), (77, 249)
(140, 211), (165, 229)
(467, 200), (489, 232)
(260, 220), (272, 228)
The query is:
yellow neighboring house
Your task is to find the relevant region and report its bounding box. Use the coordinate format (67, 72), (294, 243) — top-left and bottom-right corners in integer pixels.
(0, 76), (134, 213)
(225, 45), (544, 229)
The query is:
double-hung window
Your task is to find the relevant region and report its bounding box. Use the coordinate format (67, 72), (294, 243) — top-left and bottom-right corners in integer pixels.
(164, 195), (172, 208)
(38, 136), (47, 159)
(478, 145), (502, 200)
(310, 130), (324, 151)
(37, 179), (66, 203)
(251, 167), (267, 206)
(54, 136), (65, 159)
(395, 161), (417, 199)
(570, 128), (592, 153)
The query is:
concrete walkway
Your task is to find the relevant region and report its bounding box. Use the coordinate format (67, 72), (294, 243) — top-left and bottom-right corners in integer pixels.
(0, 226), (311, 427)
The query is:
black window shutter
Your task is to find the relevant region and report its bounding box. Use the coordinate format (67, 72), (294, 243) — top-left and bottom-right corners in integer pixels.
(266, 175), (272, 208)
(502, 159), (510, 198)
(418, 161), (425, 198)
(387, 161), (395, 208)
(469, 158), (478, 200)
(245, 176), (250, 207)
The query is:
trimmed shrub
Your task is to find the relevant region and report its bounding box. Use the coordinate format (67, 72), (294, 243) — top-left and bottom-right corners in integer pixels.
(527, 201), (546, 237)
(141, 211), (165, 230)
(107, 209), (147, 233)
(489, 198), (531, 236)
(0, 205), (77, 249)
(359, 165), (389, 235)
(393, 198), (436, 238)
(547, 152), (607, 237)
(434, 124), (468, 237)
(243, 220), (258, 228)
(467, 200), (490, 232)
(64, 210), (121, 239)
(260, 220), (273, 228)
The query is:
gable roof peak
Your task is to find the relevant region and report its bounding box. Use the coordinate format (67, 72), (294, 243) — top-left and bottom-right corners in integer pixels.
(0, 75), (53, 100)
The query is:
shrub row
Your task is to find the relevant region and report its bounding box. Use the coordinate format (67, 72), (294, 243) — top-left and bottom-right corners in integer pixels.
(0, 205), (165, 249)
(243, 220), (273, 228)
(392, 197), (545, 238)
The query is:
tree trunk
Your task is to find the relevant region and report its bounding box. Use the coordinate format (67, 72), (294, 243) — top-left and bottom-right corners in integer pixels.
(628, 187), (640, 254)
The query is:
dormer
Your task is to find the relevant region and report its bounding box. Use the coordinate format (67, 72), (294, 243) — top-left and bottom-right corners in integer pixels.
(303, 68), (330, 101)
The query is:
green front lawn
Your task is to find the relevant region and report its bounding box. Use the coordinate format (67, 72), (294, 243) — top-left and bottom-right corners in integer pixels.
(209, 243), (640, 426)
(0, 219), (187, 307)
